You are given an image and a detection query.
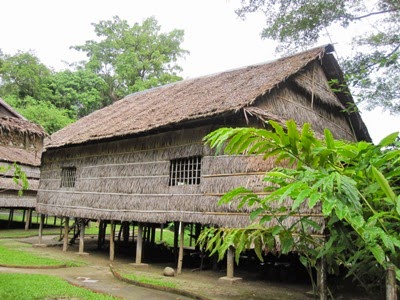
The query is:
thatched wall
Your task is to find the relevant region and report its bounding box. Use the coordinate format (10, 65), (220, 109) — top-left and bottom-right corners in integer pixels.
(254, 63), (356, 142)
(0, 191), (37, 208)
(0, 162), (40, 208)
(37, 121), (325, 229)
(0, 113), (45, 209)
(0, 162), (40, 180)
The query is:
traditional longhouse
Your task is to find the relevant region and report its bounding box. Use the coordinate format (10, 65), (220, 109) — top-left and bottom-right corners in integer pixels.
(0, 98), (46, 229)
(37, 45), (370, 279)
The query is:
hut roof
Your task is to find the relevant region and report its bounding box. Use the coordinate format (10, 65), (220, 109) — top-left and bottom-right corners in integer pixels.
(0, 115), (47, 139)
(46, 44), (370, 149)
(0, 145), (41, 166)
(0, 101), (46, 166)
(0, 98), (26, 119)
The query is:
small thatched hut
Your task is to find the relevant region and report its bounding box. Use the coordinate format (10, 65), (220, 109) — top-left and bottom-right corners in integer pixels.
(37, 45), (370, 278)
(0, 98), (46, 229)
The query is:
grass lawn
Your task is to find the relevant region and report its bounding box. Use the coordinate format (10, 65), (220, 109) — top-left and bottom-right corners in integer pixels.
(0, 210), (63, 226)
(0, 273), (117, 300)
(122, 272), (177, 289)
(0, 240), (83, 267)
(0, 228), (59, 239)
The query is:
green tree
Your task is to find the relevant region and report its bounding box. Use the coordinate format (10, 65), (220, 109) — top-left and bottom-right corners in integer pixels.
(4, 96), (74, 134)
(0, 50), (52, 100)
(235, 0), (400, 114)
(46, 69), (107, 118)
(200, 121), (400, 297)
(72, 16), (188, 105)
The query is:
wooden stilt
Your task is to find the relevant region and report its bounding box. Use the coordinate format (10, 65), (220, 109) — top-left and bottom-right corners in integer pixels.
(227, 246), (234, 279)
(97, 220), (103, 250)
(28, 210), (32, 228)
(22, 209), (26, 223)
(63, 217), (69, 252)
(145, 224), (150, 243)
(218, 246), (242, 283)
(38, 214), (45, 244)
(110, 220), (115, 261)
(78, 218), (86, 254)
(132, 223), (135, 246)
(317, 256), (327, 300)
(174, 221), (179, 264)
(194, 223), (201, 251)
(177, 222), (184, 275)
(135, 223), (143, 264)
(150, 224), (156, 246)
(160, 223), (164, 241)
(118, 222), (123, 241)
(386, 264), (397, 300)
(24, 209), (32, 231)
(8, 208), (14, 228)
(103, 221), (108, 248)
(123, 221), (130, 246)
(189, 223), (194, 247)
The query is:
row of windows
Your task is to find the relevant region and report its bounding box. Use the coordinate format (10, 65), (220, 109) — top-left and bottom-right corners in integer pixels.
(60, 156), (202, 188)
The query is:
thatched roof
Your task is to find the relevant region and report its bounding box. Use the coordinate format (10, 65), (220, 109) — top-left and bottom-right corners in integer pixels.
(0, 98), (26, 119)
(0, 115), (47, 139)
(0, 145), (41, 166)
(0, 101), (46, 166)
(46, 44), (370, 149)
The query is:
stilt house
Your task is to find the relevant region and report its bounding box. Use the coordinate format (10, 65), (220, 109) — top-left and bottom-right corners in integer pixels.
(36, 45), (370, 272)
(0, 98), (46, 228)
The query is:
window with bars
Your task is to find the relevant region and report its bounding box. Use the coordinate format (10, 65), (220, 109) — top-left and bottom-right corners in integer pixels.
(169, 156), (202, 186)
(60, 167), (77, 188)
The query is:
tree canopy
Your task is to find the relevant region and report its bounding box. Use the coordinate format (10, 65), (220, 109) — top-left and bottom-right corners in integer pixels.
(71, 16), (188, 105)
(0, 16), (188, 134)
(235, 0), (400, 114)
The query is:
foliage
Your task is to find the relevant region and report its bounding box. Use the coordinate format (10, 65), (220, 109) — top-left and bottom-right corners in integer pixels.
(3, 95), (74, 134)
(0, 16), (187, 130)
(0, 273), (116, 300)
(199, 120), (400, 295)
(0, 50), (52, 100)
(0, 163), (29, 196)
(235, 0), (400, 114)
(46, 69), (107, 118)
(72, 16), (188, 105)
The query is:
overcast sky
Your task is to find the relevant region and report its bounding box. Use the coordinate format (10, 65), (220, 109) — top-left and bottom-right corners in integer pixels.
(1, 0), (398, 143)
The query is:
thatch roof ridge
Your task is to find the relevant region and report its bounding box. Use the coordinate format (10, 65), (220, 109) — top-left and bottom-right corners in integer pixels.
(0, 115), (47, 138)
(0, 98), (26, 119)
(47, 44), (360, 149)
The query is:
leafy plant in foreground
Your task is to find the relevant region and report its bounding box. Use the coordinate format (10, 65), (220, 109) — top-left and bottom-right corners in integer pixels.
(199, 120), (400, 296)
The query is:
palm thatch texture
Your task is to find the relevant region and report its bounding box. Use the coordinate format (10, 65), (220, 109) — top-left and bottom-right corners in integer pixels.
(0, 99), (46, 210)
(37, 45), (370, 234)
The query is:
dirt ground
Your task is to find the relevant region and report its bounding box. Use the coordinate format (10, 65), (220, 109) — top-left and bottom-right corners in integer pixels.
(2, 235), (372, 300)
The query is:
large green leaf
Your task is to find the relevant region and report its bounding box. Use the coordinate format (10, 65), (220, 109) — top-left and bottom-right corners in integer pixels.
(372, 166), (396, 204)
